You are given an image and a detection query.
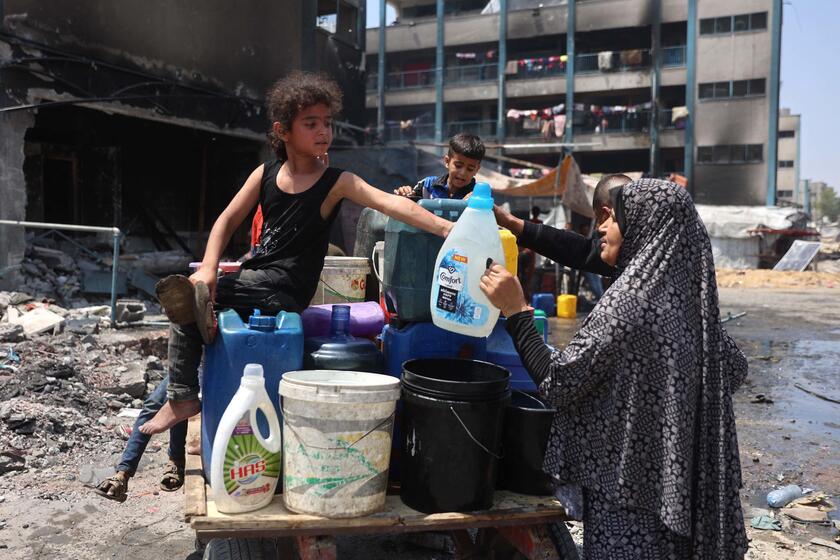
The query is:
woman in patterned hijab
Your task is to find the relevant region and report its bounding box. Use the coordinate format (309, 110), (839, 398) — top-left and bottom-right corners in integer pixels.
(481, 179), (748, 559)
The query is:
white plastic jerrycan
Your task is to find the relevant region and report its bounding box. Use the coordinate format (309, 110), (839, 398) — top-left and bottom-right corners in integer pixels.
(430, 182), (506, 338)
(210, 363), (282, 513)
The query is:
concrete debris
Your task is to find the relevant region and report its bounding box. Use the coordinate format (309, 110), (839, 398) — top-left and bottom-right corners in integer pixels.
(0, 325), (167, 479)
(8, 306), (65, 336)
(0, 452), (26, 475)
(0, 324), (25, 343)
(115, 300), (146, 323)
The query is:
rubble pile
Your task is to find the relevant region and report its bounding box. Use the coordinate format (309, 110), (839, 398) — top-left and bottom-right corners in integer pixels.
(0, 283), (169, 488)
(18, 245), (89, 307)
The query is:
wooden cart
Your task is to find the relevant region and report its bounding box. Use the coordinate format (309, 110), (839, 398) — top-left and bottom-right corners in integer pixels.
(184, 417), (578, 560)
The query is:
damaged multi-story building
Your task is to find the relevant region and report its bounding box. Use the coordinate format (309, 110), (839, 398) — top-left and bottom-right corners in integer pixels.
(0, 1), (367, 286)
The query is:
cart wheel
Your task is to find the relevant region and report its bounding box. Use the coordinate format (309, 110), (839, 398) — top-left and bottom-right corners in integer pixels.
(202, 538), (289, 560)
(547, 522), (580, 560)
(477, 522), (580, 560)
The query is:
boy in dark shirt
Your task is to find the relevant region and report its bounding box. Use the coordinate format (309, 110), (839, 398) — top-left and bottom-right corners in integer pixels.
(394, 133), (484, 200)
(494, 173), (633, 276)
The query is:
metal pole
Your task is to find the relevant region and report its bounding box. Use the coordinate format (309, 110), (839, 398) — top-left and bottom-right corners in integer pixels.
(377, 0), (386, 139)
(794, 114), (801, 204)
(684, 0), (697, 196)
(0, 220), (122, 322)
(649, 0), (661, 177)
(496, 0), (508, 141)
(766, 0), (783, 206)
(565, 0), (575, 145)
(434, 0), (445, 150)
(803, 179), (810, 216)
(357, 0), (366, 55)
(110, 231), (121, 324)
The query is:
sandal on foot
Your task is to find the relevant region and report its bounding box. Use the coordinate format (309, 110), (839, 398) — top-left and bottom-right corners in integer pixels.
(156, 275), (196, 325)
(193, 281), (217, 345)
(93, 474), (129, 503)
(160, 460), (185, 492)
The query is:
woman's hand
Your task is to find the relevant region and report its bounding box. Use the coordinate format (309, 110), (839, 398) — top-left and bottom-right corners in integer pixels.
(189, 266), (218, 301)
(480, 263), (530, 317)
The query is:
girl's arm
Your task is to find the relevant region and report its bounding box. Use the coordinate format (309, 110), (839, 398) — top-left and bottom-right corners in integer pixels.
(333, 172), (452, 237)
(192, 165), (263, 296)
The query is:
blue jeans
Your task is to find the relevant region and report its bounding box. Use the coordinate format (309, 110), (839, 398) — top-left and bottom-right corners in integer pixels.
(117, 376), (187, 475)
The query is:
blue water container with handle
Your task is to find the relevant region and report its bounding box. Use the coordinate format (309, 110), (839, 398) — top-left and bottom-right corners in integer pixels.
(201, 309), (303, 480)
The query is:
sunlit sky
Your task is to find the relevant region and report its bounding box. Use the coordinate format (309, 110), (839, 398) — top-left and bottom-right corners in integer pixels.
(366, 0), (837, 191)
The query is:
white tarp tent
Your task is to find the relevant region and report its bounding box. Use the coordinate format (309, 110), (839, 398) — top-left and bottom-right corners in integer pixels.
(695, 205), (807, 269)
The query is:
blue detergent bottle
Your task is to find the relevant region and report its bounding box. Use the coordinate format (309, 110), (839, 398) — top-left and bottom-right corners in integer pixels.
(201, 309), (303, 480)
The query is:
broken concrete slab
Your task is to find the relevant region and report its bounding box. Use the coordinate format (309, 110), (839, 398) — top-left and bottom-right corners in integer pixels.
(9, 306), (65, 336)
(95, 362), (146, 398)
(65, 318), (100, 336)
(115, 300), (146, 323)
(31, 246), (75, 271)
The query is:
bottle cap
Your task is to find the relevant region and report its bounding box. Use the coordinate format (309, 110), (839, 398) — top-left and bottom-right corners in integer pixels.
(243, 363), (264, 377)
(467, 182), (494, 210)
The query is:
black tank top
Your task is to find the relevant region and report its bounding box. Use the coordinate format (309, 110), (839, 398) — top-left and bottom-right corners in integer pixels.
(242, 160), (344, 309)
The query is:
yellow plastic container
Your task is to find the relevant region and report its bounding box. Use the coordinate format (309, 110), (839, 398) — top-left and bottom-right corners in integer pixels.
(556, 294), (577, 318)
(499, 229), (518, 277)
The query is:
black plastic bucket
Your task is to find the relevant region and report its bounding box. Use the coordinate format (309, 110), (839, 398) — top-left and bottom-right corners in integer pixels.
(498, 391), (556, 496)
(400, 358), (511, 513)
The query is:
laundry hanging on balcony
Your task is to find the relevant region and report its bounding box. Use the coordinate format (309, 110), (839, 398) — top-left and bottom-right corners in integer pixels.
(598, 51), (615, 71)
(619, 49), (645, 66)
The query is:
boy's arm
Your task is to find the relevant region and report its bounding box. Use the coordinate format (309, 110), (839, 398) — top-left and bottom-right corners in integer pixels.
(333, 172), (452, 237)
(193, 165), (263, 295)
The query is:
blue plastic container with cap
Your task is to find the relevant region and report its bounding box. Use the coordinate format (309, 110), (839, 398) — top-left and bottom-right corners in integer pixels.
(382, 199), (467, 322)
(304, 305), (384, 372)
(201, 308), (303, 480)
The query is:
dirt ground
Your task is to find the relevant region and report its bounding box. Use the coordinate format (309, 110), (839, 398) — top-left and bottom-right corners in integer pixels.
(0, 287), (838, 559)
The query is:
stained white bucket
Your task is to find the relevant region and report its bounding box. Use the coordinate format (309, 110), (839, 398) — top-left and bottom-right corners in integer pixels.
(279, 370), (400, 518)
(310, 257), (370, 305)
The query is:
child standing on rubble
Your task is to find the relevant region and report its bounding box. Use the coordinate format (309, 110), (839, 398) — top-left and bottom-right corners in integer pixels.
(139, 71), (453, 435)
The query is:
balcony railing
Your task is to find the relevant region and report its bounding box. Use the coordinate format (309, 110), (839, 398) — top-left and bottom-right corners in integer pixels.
(368, 46), (686, 91)
(662, 45), (686, 67)
(447, 119), (497, 138)
(383, 122), (435, 143)
(445, 62), (499, 86)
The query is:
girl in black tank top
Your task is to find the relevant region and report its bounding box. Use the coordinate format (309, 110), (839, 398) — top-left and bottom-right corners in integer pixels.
(242, 160), (343, 309)
(145, 73), (452, 439)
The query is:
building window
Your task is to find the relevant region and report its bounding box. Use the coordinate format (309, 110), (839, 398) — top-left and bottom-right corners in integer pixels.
(779, 160), (795, 168)
(699, 79), (766, 100)
(700, 12), (768, 35)
(697, 144), (763, 164)
(777, 190), (793, 198)
(779, 130), (795, 138)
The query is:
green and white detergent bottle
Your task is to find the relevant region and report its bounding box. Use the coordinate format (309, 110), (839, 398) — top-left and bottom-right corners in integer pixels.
(430, 182), (505, 338)
(210, 363), (282, 513)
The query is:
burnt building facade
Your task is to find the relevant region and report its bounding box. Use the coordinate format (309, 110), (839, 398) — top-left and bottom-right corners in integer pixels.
(0, 0), (366, 284)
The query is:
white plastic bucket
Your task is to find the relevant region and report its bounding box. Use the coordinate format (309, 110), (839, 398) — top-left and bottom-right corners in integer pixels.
(310, 257), (370, 305)
(279, 370), (400, 518)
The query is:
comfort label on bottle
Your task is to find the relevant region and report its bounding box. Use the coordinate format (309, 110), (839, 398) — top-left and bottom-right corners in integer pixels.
(436, 251), (466, 312)
(222, 413), (280, 506)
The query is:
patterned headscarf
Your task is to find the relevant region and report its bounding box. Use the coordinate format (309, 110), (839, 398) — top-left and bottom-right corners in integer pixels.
(539, 179), (748, 557)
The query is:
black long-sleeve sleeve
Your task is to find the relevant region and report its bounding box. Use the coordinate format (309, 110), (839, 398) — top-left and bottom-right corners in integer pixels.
(505, 310), (608, 408)
(517, 220), (615, 277)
